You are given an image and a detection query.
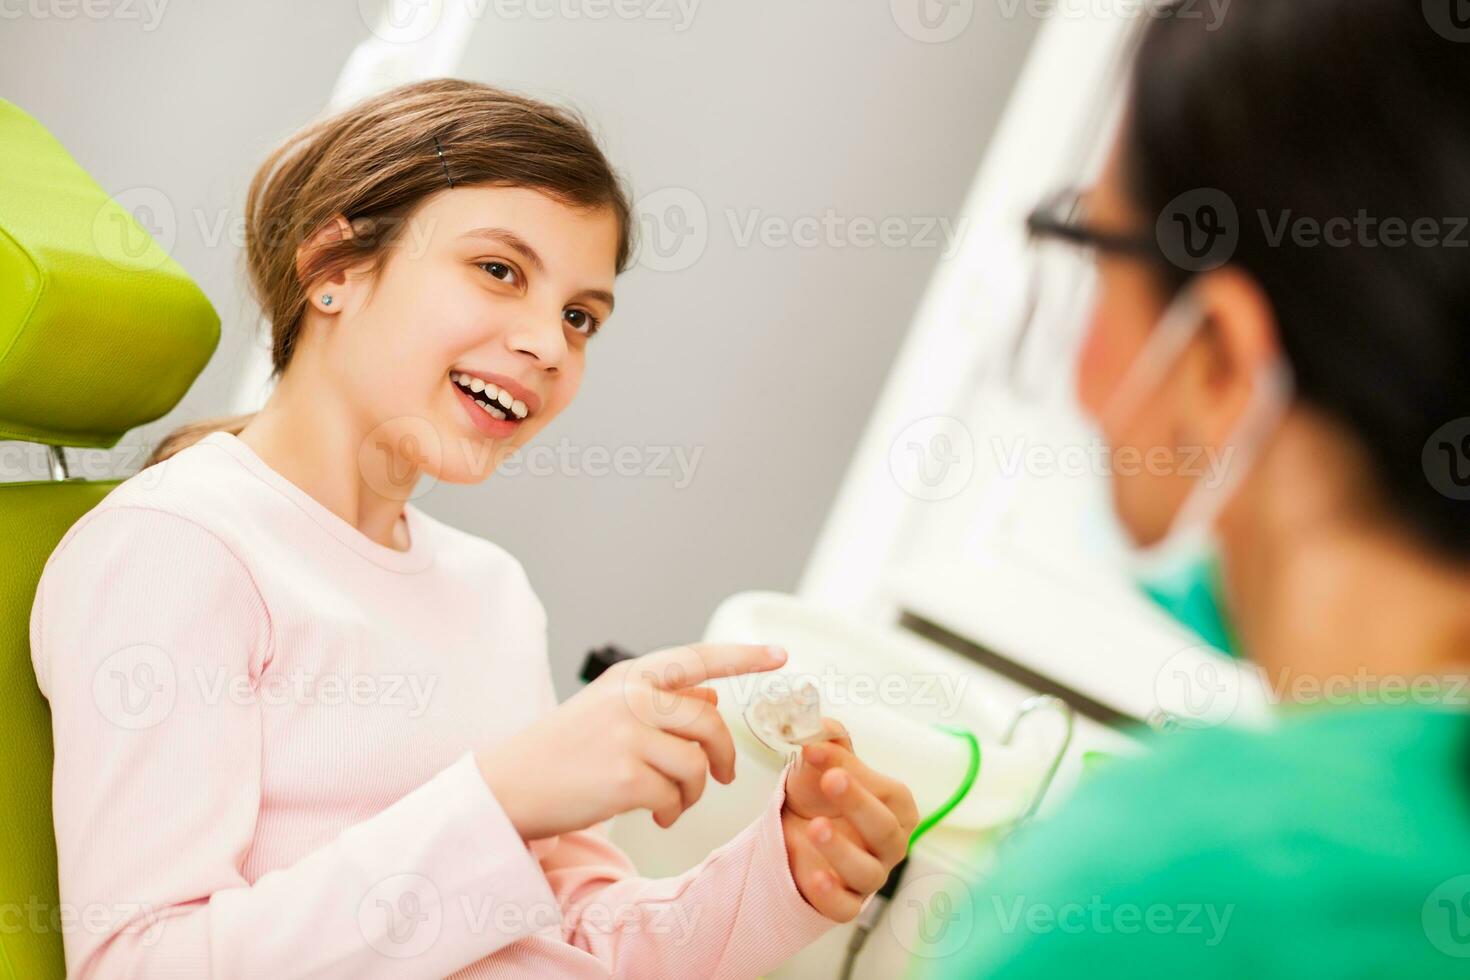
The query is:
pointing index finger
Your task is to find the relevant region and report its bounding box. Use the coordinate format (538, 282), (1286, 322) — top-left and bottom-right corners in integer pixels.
(637, 643), (788, 690)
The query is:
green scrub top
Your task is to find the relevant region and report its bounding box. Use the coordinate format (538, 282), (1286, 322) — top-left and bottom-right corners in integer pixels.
(934, 702), (1470, 978)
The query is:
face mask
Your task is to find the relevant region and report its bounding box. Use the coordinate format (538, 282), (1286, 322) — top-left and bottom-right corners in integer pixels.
(1138, 546), (1239, 657)
(1089, 286), (1293, 658)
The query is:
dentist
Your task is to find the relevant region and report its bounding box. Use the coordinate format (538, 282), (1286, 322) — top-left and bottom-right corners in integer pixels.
(944, 0), (1470, 976)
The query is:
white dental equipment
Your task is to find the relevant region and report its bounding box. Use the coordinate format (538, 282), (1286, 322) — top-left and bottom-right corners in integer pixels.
(715, 596), (1075, 837)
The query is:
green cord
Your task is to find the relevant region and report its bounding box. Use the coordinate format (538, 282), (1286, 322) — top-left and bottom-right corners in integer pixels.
(908, 725), (980, 847)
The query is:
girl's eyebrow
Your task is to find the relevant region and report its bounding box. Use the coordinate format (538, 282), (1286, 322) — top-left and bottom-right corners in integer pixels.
(458, 227), (545, 272)
(572, 288), (616, 314)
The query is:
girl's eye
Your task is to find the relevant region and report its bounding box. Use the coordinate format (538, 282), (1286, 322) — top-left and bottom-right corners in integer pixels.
(478, 261), (520, 286)
(564, 308), (600, 336)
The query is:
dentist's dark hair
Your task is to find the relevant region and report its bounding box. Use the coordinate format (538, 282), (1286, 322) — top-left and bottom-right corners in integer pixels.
(1124, 0), (1470, 558)
(146, 78), (634, 467)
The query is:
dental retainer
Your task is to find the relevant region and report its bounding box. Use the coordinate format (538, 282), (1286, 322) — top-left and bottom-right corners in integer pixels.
(743, 675), (825, 751)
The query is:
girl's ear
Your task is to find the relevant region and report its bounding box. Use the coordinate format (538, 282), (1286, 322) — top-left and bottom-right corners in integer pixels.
(296, 215), (356, 313)
(1187, 266), (1283, 446)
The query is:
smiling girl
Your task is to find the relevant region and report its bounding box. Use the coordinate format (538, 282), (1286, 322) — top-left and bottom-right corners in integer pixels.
(30, 79), (915, 978)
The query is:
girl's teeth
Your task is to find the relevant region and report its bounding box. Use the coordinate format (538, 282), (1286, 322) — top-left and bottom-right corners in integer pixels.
(454, 372), (523, 423)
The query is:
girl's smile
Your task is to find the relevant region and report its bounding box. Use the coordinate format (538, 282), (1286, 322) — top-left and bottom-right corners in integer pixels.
(449, 369), (541, 439)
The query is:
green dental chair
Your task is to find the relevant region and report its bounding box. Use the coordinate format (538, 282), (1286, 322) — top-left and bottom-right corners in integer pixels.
(0, 98), (219, 979)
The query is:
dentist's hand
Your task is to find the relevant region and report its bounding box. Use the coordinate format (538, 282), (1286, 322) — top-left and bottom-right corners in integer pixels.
(476, 643), (788, 841)
(782, 719), (919, 921)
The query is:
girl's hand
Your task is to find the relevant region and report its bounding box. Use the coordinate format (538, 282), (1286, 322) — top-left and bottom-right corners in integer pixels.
(781, 720), (919, 921)
(476, 643), (788, 841)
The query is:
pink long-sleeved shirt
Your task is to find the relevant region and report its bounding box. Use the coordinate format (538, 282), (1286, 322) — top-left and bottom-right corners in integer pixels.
(29, 430), (834, 978)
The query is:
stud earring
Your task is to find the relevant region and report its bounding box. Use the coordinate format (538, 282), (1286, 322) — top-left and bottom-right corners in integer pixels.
(321, 294), (334, 307)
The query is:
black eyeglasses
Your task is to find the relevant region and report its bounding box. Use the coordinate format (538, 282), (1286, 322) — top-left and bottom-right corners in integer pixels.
(1024, 186), (1165, 261)
(1005, 186), (1175, 396)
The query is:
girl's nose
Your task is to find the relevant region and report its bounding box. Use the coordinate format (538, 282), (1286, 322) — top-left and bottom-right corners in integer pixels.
(505, 312), (568, 371)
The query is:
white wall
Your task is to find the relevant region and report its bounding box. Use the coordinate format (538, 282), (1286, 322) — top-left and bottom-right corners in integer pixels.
(2, 1), (1041, 695)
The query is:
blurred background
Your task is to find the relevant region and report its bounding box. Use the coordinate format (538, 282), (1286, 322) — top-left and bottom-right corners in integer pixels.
(0, 0), (1040, 694)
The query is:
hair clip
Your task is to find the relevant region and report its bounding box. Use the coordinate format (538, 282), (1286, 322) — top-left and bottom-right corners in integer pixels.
(433, 136), (455, 189)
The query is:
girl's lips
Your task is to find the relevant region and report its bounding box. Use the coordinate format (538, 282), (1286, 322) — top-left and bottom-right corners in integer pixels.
(455, 370), (542, 417)
(452, 380), (522, 438)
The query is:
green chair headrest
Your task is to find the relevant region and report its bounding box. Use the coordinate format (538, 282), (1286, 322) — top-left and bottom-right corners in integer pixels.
(0, 98), (220, 449)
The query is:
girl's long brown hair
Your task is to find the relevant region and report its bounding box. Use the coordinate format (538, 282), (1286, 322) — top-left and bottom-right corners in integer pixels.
(146, 78), (634, 467)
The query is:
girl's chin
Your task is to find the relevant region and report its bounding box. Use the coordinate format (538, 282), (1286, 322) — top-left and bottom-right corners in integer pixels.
(434, 425), (536, 482)
(426, 463), (497, 486)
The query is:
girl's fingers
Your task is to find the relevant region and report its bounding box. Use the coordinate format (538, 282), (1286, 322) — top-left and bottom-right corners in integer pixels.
(805, 866), (865, 922)
(659, 696), (737, 784)
(637, 763), (686, 828)
(797, 719), (852, 768)
(801, 739), (862, 776)
(806, 817), (888, 895)
(803, 743), (920, 829)
(817, 716), (854, 754)
(786, 823), (864, 922)
(644, 730), (710, 816)
(821, 767), (908, 866)
(635, 643), (787, 690)
(680, 686), (719, 706)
